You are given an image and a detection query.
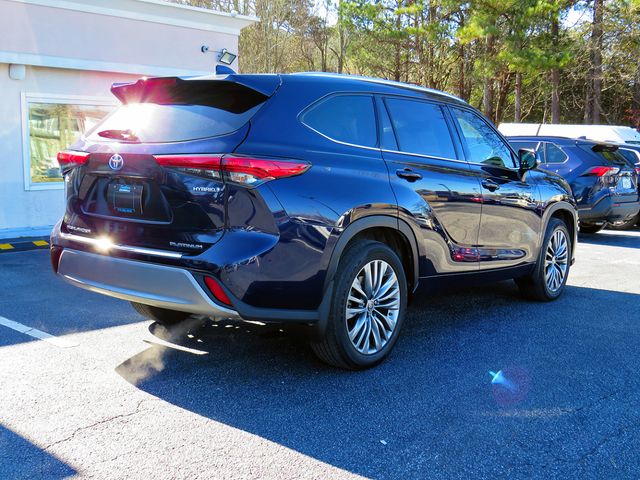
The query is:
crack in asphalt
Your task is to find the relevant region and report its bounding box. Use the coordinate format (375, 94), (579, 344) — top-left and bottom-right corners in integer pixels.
(506, 386), (636, 470)
(42, 399), (147, 452)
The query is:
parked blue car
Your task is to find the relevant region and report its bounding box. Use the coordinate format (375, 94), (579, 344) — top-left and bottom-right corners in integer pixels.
(508, 136), (639, 233)
(51, 73), (578, 369)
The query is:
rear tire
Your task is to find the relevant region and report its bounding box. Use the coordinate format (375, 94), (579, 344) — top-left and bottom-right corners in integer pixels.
(516, 218), (571, 302)
(579, 222), (605, 234)
(608, 214), (639, 230)
(310, 240), (407, 370)
(130, 302), (191, 326)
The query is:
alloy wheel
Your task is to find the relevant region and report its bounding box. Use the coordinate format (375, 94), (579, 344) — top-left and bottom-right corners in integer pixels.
(345, 260), (400, 355)
(544, 229), (569, 293)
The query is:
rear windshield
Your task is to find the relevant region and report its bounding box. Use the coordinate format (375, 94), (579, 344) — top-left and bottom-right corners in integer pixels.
(87, 80), (266, 143)
(618, 148), (640, 165)
(579, 145), (634, 169)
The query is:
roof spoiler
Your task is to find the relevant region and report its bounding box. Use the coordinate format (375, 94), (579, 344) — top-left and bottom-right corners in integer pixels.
(111, 74), (281, 105)
(591, 143), (619, 153)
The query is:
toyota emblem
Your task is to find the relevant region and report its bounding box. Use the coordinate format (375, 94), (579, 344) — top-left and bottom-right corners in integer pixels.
(108, 154), (124, 171)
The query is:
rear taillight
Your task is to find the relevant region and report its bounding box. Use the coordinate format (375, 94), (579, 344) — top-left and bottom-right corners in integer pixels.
(153, 154), (222, 169)
(153, 154), (310, 186)
(57, 151), (90, 173)
(221, 156), (310, 186)
(154, 154), (222, 180)
(635, 167), (640, 176)
(584, 166), (620, 177)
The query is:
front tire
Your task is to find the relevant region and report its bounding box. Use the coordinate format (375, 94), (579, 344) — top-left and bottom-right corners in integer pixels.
(516, 218), (571, 301)
(311, 240), (407, 370)
(130, 302), (191, 326)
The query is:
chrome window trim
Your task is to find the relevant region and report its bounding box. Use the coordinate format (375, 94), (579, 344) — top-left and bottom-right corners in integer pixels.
(299, 92), (379, 149)
(379, 147), (465, 164)
(299, 93), (522, 170)
(301, 123), (382, 153)
(59, 231), (184, 259)
(299, 126), (513, 168)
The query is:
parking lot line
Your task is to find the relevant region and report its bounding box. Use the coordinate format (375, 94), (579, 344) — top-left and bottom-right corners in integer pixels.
(0, 316), (78, 348)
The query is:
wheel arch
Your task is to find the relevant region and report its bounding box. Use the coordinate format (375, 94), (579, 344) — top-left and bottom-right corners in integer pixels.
(543, 201), (578, 260)
(324, 216), (420, 294)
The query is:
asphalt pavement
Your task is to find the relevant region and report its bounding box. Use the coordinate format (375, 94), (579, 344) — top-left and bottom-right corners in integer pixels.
(0, 228), (639, 479)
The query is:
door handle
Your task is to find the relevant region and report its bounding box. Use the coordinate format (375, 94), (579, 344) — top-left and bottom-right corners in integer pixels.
(396, 169), (422, 182)
(481, 178), (500, 192)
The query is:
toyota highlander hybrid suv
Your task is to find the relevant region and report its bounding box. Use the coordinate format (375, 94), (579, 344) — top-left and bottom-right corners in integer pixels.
(51, 73), (578, 369)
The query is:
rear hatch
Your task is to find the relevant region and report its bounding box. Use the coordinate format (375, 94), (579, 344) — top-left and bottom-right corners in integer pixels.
(58, 75), (280, 254)
(581, 144), (639, 199)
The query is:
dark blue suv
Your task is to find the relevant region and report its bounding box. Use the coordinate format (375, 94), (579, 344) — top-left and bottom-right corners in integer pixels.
(508, 136), (640, 233)
(51, 73), (577, 369)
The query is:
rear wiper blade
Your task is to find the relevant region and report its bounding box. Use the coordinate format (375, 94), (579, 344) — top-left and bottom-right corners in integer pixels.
(97, 129), (140, 142)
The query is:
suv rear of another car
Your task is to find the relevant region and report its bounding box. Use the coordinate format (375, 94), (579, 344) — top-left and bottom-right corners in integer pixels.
(508, 136), (640, 233)
(51, 73), (578, 369)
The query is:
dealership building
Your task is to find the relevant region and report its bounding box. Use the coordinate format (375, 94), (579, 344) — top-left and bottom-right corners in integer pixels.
(0, 0), (256, 238)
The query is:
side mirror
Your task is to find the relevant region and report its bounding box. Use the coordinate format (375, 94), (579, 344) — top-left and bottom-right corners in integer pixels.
(518, 149), (539, 171)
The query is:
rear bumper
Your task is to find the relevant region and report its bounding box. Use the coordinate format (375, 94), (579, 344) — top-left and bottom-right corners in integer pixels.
(578, 196), (640, 223)
(57, 248), (240, 319)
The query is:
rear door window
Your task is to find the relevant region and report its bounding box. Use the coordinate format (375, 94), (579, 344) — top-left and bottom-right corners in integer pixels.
(301, 94), (377, 147)
(510, 141), (540, 152)
(510, 140), (543, 163)
(384, 98), (456, 159)
(544, 142), (568, 164)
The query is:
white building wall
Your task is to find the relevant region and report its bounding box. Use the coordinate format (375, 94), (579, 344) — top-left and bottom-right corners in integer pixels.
(0, 0), (256, 237)
(0, 65), (141, 236)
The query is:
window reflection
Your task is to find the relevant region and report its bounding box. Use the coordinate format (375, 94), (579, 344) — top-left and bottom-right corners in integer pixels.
(28, 102), (113, 184)
(452, 109), (514, 168)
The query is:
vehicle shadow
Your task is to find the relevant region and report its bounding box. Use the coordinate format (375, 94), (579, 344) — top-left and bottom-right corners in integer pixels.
(116, 282), (640, 478)
(578, 229), (640, 249)
(0, 424), (76, 479)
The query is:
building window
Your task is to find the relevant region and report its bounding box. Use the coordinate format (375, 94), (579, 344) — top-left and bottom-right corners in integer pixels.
(23, 96), (115, 190)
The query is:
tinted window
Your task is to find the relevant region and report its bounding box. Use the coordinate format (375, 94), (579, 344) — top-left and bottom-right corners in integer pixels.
(89, 103), (261, 143)
(544, 142), (568, 164)
(578, 145), (634, 168)
(509, 141), (540, 152)
(385, 98), (456, 158)
(452, 108), (515, 168)
(619, 148), (640, 164)
(88, 81), (266, 143)
(510, 141), (543, 163)
(302, 95), (377, 147)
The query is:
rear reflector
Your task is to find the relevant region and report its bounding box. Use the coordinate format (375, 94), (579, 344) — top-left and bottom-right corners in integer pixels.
(204, 276), (232, 306)
(57, 151), (90, 172)
(50, 246), (63, 274)
(153, 154), (309, 186)
(584, 166), (620, 177)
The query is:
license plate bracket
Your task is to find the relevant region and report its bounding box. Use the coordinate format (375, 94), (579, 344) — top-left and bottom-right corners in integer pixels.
(107, 182), (144, 216)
